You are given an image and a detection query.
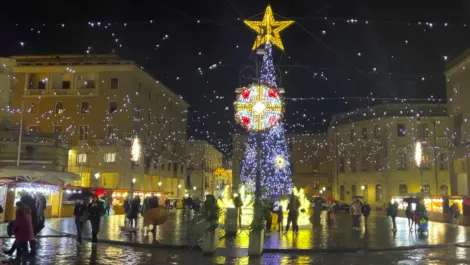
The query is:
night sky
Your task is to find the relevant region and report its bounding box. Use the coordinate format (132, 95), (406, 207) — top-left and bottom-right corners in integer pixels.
(2, 0), (470, 156)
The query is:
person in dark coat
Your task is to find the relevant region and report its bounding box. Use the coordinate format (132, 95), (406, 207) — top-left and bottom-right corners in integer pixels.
(127, 196), (141, 228)
(88, 195), (104, 243)
(362, 202), (371, 227)
(276, 204), (284, 232)
(150, 196), (159, 209)
(13, 201), (34, 260)
(285, 194), (300, 235)
(74, 200), (89, 244)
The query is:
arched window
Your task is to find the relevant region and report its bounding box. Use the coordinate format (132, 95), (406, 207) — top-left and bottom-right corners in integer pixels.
(351, 185), (357, 197)
(440, 185), (448, 196)
(399, 184), (408, 196)
(376, 184), (383, 202)
(363, 185), (368, 201)
(340, 185), (345, 201)
(422, 184), (431, 195)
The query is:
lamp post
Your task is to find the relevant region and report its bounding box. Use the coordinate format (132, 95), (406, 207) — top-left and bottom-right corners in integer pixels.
(130, 136), (141, 200)
(415, 142), (423, 195)
(361, 185), (365, 198)
(158, 181), (162, 191)
(193, 186), (197, 197)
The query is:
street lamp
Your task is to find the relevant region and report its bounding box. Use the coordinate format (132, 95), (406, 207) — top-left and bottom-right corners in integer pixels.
(130, 136), (141, 200)
(361, 185), (365, 197)
(94, 173), (100, 179)
(415, 141), (424, 194)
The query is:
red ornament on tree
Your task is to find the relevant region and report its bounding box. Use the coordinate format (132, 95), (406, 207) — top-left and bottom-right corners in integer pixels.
(242, 116), (251, 125)
(268, 116), (278, 125)
(241, 89), (251, 99)
(268, 89), (278, 98)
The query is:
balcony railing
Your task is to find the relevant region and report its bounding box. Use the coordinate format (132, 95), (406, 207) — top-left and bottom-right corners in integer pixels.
(51, 88), (72, 95)
(25, 89), (48, 95)
(78, 88), (97, 96)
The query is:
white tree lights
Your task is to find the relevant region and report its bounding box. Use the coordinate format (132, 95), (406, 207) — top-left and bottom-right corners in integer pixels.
(234, 84), (284, 132)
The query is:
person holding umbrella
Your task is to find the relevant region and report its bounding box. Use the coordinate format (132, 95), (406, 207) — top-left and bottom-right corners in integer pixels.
(73, 198), (90, 244)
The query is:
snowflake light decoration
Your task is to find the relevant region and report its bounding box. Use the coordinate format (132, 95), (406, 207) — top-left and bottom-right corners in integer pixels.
(274, 155), (285, 169)
(234, 84), (283, 132)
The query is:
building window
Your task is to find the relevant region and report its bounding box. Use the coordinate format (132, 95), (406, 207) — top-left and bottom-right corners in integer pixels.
(340, 185), (345, 201)
(76, 153), (87, 164)
(109, 101), (118, 114)
(422, 184), (431, 195)
(180, 165), (184, 173)
(134, 105), (141, 120)
(350, 156), (356, 172)
(37, 80), (46, 89)
(138, 82), (143, 95)
(374, 125), (380, 138)
(339, 156), (345, 172)
(148, 110), (151, 122)
(81, 101), (90, 114)
(399, 184), (408, 196)
(55, 102), (64, 114)
(439, 153), (448, 170)
(28, 126), (39, 133)
(397, 124), (406, 137)
(362, 128), (367, 140)
(440, 185), (448, 196)
(110, 78), (119, 89)
(362, 155), (369, 171)
(398, 153), (407, 170)
(421, 152), (430, 169)
(350, 129), (355, 142)
(107, 125), (117, 138)
(53, 126), (62, 133)
(85, 80), (96, 89)
(374, 154), (381, 171)
(418, 123), (429, 140)
(362, 185), (368, 201)
(161, 163), (164, 170)
(28, 103), (38, 114)
(168, 162), (171, 171)
(312, 181), (319, 189)
(62, 81), (71, 89)
(351, 185), (357, 197)
(79, 125), (89, 141)
(104, 153), (116, 163)
(375, 184), (383, 202)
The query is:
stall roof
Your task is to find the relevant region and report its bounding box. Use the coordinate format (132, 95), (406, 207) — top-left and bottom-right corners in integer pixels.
(0, 165), (79, 185)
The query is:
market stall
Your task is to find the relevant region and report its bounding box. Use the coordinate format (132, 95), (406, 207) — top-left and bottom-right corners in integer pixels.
(4, 182), (61, 222)
(60, 186), (88, 217)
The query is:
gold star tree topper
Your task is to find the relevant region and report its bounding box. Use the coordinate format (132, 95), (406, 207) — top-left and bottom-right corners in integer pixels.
(244, 5), (294, 51)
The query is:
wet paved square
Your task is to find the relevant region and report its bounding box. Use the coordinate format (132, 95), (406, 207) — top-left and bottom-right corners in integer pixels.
(9, 211), (467, 251)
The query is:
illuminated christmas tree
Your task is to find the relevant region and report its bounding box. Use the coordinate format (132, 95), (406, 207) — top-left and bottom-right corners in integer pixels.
(239, 43), (293, 196)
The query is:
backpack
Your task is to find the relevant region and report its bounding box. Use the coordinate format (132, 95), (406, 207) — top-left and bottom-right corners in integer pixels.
(7, 221), (14, 237)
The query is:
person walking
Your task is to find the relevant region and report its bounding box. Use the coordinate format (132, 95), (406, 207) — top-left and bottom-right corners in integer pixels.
(452, 203), (460, 226)
(88, 195), (104, 243)
(330, 201), (339, 227)
(12, 201), (34, 261)
(405, 203), (414, 231)
(350, 199), (363, 230)
(284, 194), (300, 235)
(128, 196), (141, 228)
(277, 204), (284, 232)
(390, 201), (399, 231)
(74, 199), (89, 244)
(362, 202), (371, 228)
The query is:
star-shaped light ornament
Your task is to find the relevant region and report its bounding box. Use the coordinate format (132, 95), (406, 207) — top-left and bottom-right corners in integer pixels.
(244, 5), (294, 51)
(274, 155), (285, 169)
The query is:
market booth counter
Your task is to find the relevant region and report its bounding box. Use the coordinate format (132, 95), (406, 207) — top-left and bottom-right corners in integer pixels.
(110, 190), (169, 215)
(391, 195), (468, 225)
(60, 186), (88, 217)
(4, 182), (61, 222)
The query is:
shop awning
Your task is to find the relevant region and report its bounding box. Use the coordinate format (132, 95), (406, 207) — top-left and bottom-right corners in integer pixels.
(0, 165), (79, 185)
